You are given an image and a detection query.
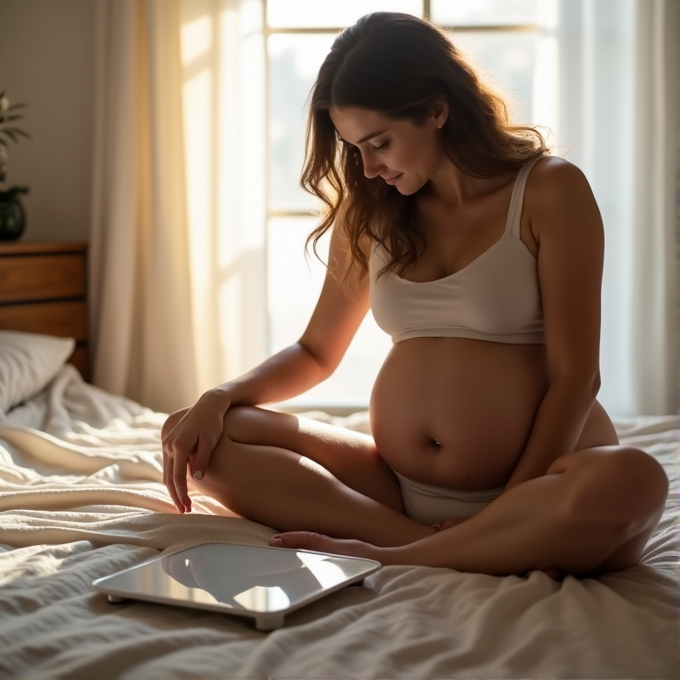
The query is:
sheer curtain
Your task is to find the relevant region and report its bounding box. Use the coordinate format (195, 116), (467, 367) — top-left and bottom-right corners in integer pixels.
(179, 0), (268, 398)
(90, 0), (197, 413)
(90, 0), (266, 413)
(552, 0), (679, 416)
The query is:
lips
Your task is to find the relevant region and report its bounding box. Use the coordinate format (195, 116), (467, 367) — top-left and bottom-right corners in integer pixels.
(383, 173), (403, 185)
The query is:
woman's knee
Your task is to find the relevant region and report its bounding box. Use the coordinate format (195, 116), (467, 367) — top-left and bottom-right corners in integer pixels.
(222, 405), (294, 445)
(204, 406), (284, 480)
(567, 447), (668, 526)
(161, 406), (191, 439)
(222, 405), (256, 441)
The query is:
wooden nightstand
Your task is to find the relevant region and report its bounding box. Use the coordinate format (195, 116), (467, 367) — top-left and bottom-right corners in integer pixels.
(0, 241), (89, 380)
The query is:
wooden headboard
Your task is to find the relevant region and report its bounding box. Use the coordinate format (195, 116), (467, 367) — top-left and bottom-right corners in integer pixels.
(0, 241), (89, 380)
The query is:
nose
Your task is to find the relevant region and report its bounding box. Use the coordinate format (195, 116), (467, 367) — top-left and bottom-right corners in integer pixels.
(361, 151), (384, 179)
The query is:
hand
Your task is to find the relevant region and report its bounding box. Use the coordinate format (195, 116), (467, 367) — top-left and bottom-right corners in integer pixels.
(161, 389), (231, 513)
(268, 531), (387, 563)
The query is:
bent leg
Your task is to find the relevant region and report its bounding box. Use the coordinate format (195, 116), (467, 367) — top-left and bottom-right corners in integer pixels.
(191, 406), (436, 546)
(387, 445), (669, 575)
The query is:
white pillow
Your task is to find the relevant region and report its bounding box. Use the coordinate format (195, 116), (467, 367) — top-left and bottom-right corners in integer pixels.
(0, 330), (75, 413)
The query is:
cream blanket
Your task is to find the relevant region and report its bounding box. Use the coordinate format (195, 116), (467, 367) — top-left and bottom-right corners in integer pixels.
(0, 365), (678, 679)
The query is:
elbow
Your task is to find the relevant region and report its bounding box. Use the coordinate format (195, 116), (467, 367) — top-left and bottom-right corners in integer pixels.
(298, 339), (337, 382)
(591, 370), (602, 399)
(580, 367), (601, 401)
(550, 367), (601, 403)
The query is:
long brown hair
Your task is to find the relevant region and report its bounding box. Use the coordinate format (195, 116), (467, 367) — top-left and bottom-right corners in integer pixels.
(302, 12), (548, 281)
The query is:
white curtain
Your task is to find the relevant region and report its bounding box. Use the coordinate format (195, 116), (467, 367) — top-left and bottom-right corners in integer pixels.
(179, 0), (268, 398)
(552, 0), (679, 416)
(90, 0), (197, 413)
(90, 0), (267, 413)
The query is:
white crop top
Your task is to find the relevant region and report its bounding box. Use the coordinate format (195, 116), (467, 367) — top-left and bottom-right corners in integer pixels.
(369, 158), (545, 344)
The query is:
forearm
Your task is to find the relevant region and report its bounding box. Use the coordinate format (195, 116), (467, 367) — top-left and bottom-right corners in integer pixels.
(211, 342), (330, 407)
(504, 375), (598, 490)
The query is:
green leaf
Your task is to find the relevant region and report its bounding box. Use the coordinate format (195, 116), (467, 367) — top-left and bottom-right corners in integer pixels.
(0, 130), (19, 143)
(3, 127), (30, 139)
(7, 104), (27, 111)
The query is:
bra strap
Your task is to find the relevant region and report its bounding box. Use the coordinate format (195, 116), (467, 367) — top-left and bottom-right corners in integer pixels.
(504, 157), (542, 238)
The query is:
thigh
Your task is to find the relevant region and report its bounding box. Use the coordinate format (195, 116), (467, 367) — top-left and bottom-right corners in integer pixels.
(546, 446), (668, 517)
(223, 406), (404, 513)
(545, 445), (669, 565)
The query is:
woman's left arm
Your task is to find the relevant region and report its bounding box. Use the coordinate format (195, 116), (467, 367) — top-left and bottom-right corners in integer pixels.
(504, 158), (605, 491)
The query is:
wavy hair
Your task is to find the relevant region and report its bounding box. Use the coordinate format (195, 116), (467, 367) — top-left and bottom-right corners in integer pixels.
(302, 12), (548, 281)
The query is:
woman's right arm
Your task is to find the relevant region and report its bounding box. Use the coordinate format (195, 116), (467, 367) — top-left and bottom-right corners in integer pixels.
(162, 222), (371, 512)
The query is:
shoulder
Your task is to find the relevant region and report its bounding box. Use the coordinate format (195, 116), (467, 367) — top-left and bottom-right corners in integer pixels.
(526, 156), (596, 208)
(524, 156), (602, 240)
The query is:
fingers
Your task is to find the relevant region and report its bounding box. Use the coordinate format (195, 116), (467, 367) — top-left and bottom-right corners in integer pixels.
(171, 442), (193, 513)
(162, 410), (196, 514)
(161, 394), (229, 513)
(269, 531), (355, 556)
(189, 429), (219, 482)
(161, 407), (191, 512)
(164, 455), (184, 513)
(268, 531), (323, 550)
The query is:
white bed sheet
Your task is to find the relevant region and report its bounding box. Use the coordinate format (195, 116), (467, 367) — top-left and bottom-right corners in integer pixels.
(0, 365), (678, 679)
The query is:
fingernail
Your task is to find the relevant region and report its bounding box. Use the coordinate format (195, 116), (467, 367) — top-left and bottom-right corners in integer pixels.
(268, 536), (283, 546)
(193, 470), (203, 481)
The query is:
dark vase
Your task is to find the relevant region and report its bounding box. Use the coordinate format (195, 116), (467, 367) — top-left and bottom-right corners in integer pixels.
(0, 186), (28, 241)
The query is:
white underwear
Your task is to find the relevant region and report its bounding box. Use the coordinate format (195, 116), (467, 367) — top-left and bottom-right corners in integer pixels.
(394, 471), (504, 525)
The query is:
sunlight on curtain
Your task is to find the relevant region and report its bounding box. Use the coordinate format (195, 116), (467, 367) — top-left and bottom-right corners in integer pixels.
(91, 0), (196, 413)
(554, 0), (678, 415)
(180, 0), (267, 395)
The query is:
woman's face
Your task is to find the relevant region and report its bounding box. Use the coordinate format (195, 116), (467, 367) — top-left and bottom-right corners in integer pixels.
(329, 105), (449, 195)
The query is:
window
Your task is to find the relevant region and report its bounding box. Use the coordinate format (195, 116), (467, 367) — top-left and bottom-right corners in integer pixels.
(265, 0), (551, 409)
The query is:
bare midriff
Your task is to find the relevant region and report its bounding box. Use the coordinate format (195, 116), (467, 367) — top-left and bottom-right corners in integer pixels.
(369, 337), (618, 491)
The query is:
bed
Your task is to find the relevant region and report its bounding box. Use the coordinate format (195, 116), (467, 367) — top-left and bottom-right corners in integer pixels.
(0, 333), (678, 679)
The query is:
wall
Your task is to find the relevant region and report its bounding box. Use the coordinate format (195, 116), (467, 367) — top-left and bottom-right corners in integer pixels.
(0, 0), (95, 242)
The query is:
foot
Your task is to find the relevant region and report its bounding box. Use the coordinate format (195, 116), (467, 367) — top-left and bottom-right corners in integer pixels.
(268, 532), (386, 562)
(541, 568), (564, 581)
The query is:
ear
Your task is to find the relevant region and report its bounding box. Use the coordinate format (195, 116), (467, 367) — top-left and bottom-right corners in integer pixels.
(432, 100), (449, 129)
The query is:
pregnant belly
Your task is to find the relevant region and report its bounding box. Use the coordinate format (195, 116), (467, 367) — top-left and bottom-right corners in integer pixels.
(369, 338), (550, 490)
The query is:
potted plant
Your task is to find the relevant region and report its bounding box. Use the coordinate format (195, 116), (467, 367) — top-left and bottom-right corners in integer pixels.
(0, 92), (31, 240)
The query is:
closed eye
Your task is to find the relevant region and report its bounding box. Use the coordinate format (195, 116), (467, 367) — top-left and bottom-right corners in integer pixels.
(372, 141), (390, 151)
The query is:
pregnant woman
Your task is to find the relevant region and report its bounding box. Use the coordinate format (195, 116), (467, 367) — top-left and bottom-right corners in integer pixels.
(162, 12), (668, 577)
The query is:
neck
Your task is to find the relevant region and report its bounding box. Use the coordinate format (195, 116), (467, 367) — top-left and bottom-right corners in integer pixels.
(423, 160), (513, 210)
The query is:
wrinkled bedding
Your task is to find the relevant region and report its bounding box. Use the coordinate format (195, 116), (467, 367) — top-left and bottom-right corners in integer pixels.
(0, 365), (678, 679)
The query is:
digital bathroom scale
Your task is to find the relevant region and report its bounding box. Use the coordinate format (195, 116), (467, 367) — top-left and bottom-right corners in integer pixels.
(92, 542), (381, 631)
